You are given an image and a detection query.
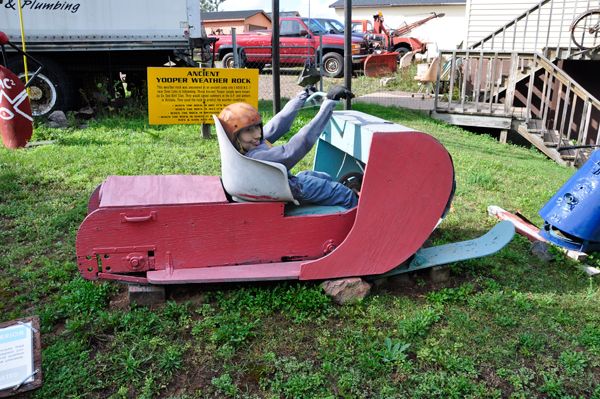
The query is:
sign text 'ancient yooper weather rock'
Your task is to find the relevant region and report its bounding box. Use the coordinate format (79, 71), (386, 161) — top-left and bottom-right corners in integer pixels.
(147, 68), (258, 125)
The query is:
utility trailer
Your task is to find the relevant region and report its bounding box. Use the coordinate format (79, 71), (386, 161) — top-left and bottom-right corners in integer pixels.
(0, 0), (211, 116)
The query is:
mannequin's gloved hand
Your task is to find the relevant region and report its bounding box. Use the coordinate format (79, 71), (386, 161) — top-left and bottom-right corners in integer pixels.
(326, 85), (355, 101)
(303, 85), (317, 96)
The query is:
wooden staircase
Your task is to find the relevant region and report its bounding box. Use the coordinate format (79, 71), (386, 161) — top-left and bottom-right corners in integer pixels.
(515, 119), (577, 166)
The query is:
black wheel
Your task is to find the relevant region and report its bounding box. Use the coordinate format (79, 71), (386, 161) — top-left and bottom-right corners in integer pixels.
(338, 172), (363, 196)
(322, 52), (344, 78)
(7, 55), (74, 116)
(222, 53), (235, 69)
(394, 47), (410, 63)
(570, 9), (600, 50)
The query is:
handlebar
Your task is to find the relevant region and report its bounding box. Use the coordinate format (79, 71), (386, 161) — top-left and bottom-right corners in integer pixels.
(305, 92), (327, 103)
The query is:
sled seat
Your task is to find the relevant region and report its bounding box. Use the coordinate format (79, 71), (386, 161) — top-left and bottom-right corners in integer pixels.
(98, 175), (228, 207)
(213, 115), (300, 205)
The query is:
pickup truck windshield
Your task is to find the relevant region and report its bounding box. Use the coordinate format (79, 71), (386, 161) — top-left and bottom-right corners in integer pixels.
(305, 19), (327, 35)
(328, 20), (345, 33)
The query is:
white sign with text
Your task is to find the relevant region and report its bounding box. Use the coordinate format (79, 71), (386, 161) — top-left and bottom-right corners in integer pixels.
(0, 322), (34, 390)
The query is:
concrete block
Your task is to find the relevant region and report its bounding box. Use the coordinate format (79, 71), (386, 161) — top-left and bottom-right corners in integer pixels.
(388, 273), (410, 284)
(564, 249), (587, 262)
(428, 265), (450, 283)
(371, 277), (388, 288)
(530, 240), (588, 262)
(128, 285), (165, 306)
(579, 264), (600, 278)
(530, 240), (554, 262)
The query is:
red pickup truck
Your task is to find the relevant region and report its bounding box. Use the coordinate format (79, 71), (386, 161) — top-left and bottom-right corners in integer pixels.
(210, 17), (369, 78)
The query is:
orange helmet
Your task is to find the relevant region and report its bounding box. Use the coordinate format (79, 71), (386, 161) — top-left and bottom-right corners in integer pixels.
(218, 103), (263, 151)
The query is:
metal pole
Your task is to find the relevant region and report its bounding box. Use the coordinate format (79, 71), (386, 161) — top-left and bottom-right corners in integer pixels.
(232, 28), (239, 68)
(272, 0), (281, 115)
(17, 0), (30, 98)
(344, 0), (352, 110)
(319, 33), (323, 92)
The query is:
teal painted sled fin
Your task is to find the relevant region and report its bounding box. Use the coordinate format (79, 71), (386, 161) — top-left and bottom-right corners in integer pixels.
(369, 220), (515, 279)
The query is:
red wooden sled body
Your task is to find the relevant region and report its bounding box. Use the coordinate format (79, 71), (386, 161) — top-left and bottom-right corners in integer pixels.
(76, 111), (455, 284)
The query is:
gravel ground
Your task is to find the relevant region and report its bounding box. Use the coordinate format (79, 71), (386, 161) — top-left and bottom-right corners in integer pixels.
(218, 62), (432, 110)
(259, 73), (305, 100)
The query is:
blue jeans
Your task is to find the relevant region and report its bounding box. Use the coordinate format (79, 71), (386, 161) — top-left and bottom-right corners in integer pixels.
(296, 171), (358, 209)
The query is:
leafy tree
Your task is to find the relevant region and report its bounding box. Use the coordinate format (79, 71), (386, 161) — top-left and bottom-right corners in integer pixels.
(200, 0), (225, 12)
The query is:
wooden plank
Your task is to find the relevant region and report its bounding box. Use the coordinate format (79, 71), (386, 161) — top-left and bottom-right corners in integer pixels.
(580, 97), (591, 145)
(487, 205), (544, 242)
(432, 111), (512, 129)
(201, 123), (211, 139)
(99, 175), (228, 207)
(147, 261), (302, 284)
(500, 129), (508, 143)
(461, 51), (470, 112)
(474, 53), (484, 111)
(434, 56), (442, 111)
(504, 53), (519, 114)
(516, 123), (570, 166)
(487, 207), (587, 262)
(525, 54), (537, 123)
(567, 94), (577, 142)
(553, 80), (563, 131)
(447, 50), (457, 110)
(488, 52), (499, 113)
(544, 0), (556, 57)
(534, 3), (542, 49)
(541, 67), (553, 128)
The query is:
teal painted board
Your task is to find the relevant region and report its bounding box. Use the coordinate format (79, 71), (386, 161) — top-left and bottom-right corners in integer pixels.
(320, 111), (418, 163)
(284, 204), (348, 217)
(313, 139), (365, 180)
(408, 220), (515, 270)
(372, 221), (516, 279)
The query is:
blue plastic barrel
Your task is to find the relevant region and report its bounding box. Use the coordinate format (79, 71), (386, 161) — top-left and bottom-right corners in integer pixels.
(538, 149), (600, 248)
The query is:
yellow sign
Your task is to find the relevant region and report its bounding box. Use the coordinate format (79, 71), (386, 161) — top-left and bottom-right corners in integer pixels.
(147, 68), (259, 125)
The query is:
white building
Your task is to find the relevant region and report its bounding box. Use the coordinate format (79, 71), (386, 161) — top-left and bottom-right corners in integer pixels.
(465, 0), (592, 52)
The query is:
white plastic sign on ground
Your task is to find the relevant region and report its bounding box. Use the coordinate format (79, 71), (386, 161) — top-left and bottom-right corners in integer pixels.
(0, 322), (34, 390)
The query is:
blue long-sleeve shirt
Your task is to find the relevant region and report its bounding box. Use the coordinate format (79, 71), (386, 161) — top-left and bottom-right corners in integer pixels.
(244, 91), (338, 198)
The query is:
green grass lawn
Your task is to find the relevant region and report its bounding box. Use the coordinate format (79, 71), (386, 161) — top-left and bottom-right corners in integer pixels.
(2, 102), (600, 398)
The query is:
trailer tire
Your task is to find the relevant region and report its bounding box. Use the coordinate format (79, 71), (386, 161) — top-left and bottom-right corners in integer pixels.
(7, 55), (73, 117)
(322, 52), (344, 78)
